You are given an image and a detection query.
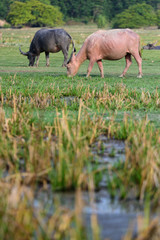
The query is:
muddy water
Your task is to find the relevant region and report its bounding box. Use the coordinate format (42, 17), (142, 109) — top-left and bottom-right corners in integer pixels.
(92, 135), (125, 164)
(33, 136), (146, 240)
(34, 189), (143, 240)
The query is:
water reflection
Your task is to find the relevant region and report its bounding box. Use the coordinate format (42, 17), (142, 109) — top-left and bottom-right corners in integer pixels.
(33, 136), (144, 240)
(34, 188), (144, 240)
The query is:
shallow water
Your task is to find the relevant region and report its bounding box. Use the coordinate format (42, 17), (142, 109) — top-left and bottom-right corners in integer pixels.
(33, 136), (145, 240)
(92, 135), (125, 164)
(34, 188), (144, 240)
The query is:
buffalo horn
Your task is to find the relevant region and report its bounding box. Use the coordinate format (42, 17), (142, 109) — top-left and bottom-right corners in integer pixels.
(67, 51), (74, 64)
(19, 46), (29, 56)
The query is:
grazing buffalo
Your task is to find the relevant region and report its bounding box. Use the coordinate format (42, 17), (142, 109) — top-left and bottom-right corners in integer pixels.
(67, 29), (142, 78)
(19, 28), (76, 67)
(143, 42), (160, 50)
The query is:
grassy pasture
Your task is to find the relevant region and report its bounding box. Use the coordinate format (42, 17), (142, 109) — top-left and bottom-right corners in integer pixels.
(1, 25), (160, 239)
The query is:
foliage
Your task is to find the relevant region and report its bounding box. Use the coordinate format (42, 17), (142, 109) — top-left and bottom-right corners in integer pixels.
(50, 0), (160, 21)
(39, 0), (51, 4)
(7, 1), (34, 27)
(2, 23), (11, 28)
(1, 0), (160, 26)
(0, 0), (11, 20)
(7, 0), (64, 27)
(112, 3), (157, 28)
(107, 0), (160, 19)
(51, 0), (93, 19)
(156, 9), (160, 28)
(95, 14), (106, 28)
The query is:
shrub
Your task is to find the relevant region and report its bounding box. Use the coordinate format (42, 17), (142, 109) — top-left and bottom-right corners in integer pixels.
(156, 10), (160, 29)
(112, 3), (157, 28)
(7, 0), (64, 27)
(2, 23), (11, 28)
(7, 1), (33, 27)
(96, 14), (106, 28)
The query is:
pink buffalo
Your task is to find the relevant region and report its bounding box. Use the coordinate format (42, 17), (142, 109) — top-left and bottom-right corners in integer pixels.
(67, 29), (142, 78)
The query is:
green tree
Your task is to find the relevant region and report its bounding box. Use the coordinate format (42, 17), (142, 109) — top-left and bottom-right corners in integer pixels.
(7, 1), (34, 26)
(2, 0), (160, 24)
(51, 0), (94, 20)
(156, 9), (160, 28)
(112, 3), (157, 28)
(0, 0), (12, 19)
(105, 0), (160, 20)
(36, 0), (51, 4)
(7, 0), (64, 27)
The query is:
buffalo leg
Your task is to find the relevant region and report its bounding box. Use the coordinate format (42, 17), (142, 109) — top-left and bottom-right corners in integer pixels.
(86, 60), (95, 77)
(35, 55), (40, 67)
(97, 60), (104, 78)
(45, 52), (49, 67)
(132, 52), (142, 78)
(120, 53), (132, 77)
(62, 47), (69, 67)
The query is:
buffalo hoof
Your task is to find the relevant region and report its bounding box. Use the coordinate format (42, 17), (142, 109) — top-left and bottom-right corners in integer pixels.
(119, 74), (125, 78)
(137, 74), (142, 78)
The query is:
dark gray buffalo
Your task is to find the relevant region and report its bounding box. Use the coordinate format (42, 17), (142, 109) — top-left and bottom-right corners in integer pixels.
(143, 42), (160, 50)
(19, 28), (76, 67)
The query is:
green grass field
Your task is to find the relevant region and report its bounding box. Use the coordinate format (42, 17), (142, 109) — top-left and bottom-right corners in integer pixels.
(1, 25), (160, 124)
(1, 25), (160, 239)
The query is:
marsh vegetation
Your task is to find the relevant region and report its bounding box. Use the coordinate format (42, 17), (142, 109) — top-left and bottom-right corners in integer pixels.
(1, 25), (160, 239)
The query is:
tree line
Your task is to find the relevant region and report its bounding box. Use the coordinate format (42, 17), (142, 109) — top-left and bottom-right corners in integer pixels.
(1, 0), (160, 28)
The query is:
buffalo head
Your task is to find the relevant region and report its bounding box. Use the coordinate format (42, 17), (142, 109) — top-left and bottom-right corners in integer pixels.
(66, 53), (79, 77)
(19, 47), (36, 66)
